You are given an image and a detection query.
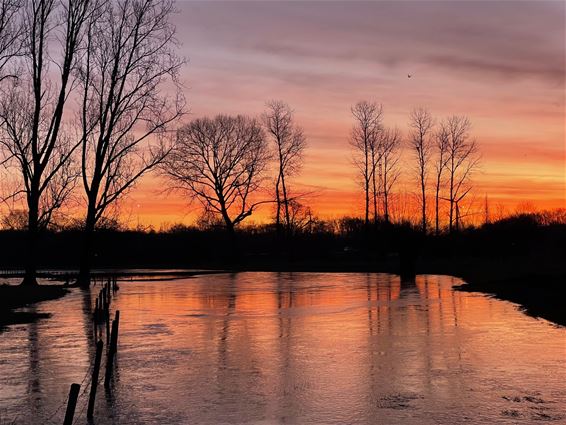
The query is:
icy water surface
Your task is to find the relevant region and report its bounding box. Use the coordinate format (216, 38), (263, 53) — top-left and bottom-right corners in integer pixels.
(1, 272), (565, 424)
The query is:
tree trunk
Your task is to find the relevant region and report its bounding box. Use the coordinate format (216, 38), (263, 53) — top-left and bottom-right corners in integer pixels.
(384, 194), (389, 223)
(421, 177), (426, 233)
(448, 157), (455, 233)
(364, 177), (370, 227)
(364, 143), (370, 227)
(383, 167), (389, 224)
(371, 158), (378, 226)
(21, 193), (39, 286)
(78, 205), (97, 287)
(280, 171), (291, 234)
(275, 175), (282, 236)
(435, 185), (440, 235)
(220, 202), (234, 235)
(434, 168), (443, 235)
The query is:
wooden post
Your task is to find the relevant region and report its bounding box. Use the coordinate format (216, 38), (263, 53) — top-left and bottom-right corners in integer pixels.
(63, 383), (80, 425)
(105, 310), (110, 341)
(111, 310), (120, 353)
(104, 311), (120, 388)
(87, 340), (104, 418)
(98, 292), (103, 322)
(95, 298), (99, 321)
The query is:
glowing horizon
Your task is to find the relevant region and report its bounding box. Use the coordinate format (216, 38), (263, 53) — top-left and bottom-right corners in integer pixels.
(118, 1), (565, 228)
(3, 1), (564, 229)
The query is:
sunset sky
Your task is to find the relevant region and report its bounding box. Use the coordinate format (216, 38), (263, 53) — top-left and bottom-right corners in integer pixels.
(128, 0), (565, 227)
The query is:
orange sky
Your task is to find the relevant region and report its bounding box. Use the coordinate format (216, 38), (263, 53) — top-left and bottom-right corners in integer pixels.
(123, 1), (564, 227)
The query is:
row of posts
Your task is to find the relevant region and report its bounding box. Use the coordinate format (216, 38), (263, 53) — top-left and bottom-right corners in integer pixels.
(63, 277), (120, 424)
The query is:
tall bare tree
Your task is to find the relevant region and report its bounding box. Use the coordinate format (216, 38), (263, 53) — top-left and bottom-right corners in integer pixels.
(409, 107), (434, 233)
(379, 127), (402, 223)
(0, 0), (91, 285)
(263, 100), (306, 235)
(443, 115), (480, 233)
(350, 101), (382, 226)
(433, 122), (450, 234)
(162, 115), (270, 233)
(75, 0), (184, 285)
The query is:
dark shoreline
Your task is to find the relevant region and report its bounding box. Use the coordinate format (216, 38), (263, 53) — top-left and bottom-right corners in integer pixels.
(0, 284), (68, 329)
(1, 260), (564, 329)
(455, 274), (566, 327)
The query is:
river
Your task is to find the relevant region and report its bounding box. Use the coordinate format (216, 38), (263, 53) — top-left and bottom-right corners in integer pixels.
(0, 272), (564, 424)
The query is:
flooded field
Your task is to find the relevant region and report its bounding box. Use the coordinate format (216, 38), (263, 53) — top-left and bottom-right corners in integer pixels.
(1, 272), (565, 424)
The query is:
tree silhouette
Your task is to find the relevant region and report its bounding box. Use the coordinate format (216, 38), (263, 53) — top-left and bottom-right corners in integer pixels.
(350, 101), (383, 227)
(0, 0), (91, 285)
(433, 122), (450, 234)
(409, 107), (434, 233)
(442, 116), (480, 233)
(75, 0), (184, 285)
(162, 115), (270, 233)
(263, 100), (306, 235)
(379, 127), (402, 223)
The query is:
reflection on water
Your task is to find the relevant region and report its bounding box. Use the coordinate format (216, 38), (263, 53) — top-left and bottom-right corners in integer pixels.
(1, 273), (565, 424)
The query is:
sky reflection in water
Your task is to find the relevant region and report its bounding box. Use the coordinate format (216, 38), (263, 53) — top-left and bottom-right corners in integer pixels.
(0, 272), (565, 424)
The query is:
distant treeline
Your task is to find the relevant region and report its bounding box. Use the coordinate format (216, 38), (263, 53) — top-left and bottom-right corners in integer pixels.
(1, 211), (564, 272)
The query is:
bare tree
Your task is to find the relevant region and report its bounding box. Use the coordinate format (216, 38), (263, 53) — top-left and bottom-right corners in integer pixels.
(0, 0), (91, 285)
(0, 0), (22, 83)
(433, 122), (450, 234)
(408, 107), (434, 233)
(75, 0), (184, 285)
(263, 100), (306, 235)
(379, 127), (402, 223)
(443, 116), (480, 233)
(369, 130), (384, 225)
(162, 115), (270, 233)
(350, 101), (382, 227)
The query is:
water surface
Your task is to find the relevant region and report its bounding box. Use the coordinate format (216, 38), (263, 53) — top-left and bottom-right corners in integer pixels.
(1, 272), (565, 424)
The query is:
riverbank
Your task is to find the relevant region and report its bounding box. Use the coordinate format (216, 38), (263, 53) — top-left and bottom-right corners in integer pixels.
(458, 274), (566, 327)
(0, 269), (229, 329)
(235, 255), (566, 327)
(419, 257), (566, 327)
(0, 284), (69, 329)
(454, 269), (566, 327)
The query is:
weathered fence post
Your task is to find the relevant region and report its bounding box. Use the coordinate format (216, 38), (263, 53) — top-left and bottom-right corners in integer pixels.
(63, 383), (80, 425)
(98, 291), (103, 323)
(104, 310), (120, 388)
(105, 309), (110, 341)
(111, 310), (119, 354)
(87, 340), (104, 418)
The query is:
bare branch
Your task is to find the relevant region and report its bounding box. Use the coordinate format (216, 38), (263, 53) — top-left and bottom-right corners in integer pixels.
(161, 115), (270, 232)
